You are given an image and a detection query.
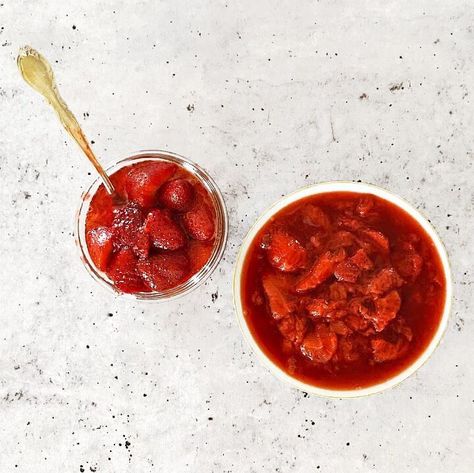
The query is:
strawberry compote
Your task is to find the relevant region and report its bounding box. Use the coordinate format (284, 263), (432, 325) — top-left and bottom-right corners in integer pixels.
(84, 158), (219, 294)
(241, 192), (446, 390)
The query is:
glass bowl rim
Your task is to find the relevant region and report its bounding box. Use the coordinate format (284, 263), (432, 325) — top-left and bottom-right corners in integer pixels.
(75, 149), (228, 301)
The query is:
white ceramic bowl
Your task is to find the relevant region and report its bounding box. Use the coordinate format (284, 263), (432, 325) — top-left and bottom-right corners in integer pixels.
(233, 181), (452, 398)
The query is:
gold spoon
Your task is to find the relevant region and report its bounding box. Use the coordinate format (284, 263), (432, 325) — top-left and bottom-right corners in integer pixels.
(17, 45), (125, 204)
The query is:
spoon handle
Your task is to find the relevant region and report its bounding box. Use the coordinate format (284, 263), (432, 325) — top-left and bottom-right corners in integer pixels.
(47, 88), (116, 195)
(17, 46), (116, 196)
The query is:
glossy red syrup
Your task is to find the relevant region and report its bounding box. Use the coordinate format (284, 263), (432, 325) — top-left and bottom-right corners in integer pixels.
(241, 192), (446, 390)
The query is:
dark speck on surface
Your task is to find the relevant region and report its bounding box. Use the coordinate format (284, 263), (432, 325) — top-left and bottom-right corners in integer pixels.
(389, 82), (404, 91)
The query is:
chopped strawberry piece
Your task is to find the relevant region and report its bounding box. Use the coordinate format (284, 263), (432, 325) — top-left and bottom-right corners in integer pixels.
(266, 229), (308, 272)
(367, 267), (403, 295)
(112, 202), (145, 248)
(338, 334), (370, 362)
(306, 298), (346, 320)
(338, 336), (359, 362)
(392, 249), (423, 281)
(262, 272), (297, 320)
(355, 196), (375, 217)
(158, 178), (195, 211)
(287, 356), (298, 374)
(300, 324), (338, 363)
(137, 253), (190, 291)
(282, 339), (294, 355)
(371, 336), (408, 362)
(330, 320), (351, 336)
(278, 315), (308, 345)
(370, 290), (401, 332)
(334, 260), (360, 283)
(391, 318), (413, 342)
(144, 209), (186, 251)
(333, 199), (355, 213)
(338, 216), (364, 231)
(86, 226), (114, 271)
(329, 282), (349, 301)
(327, 231), (355, 249)
(359, 228), (390, 252)
(344, 313), (372, 332)
(309, 234), (325, 250)
(350, 248), (373, 271)
(295, 249), (345, 293)
(347, 296), (373, 319)
(302, 205), (331, 229)
(181, 202), (215, 241)
(108, 249), (146, 293)
(259, 232), (271, 250)
(125, 161), (177, 207)
(251, 290), (264, 306)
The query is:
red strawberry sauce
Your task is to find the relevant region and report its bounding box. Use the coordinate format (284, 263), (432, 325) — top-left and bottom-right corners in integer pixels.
(85, 160), (216, 293)
(241, 192), (446, 390)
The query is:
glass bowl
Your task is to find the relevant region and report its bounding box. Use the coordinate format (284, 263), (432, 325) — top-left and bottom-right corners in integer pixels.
(75, 149), (228, 301)
(233, 181), (452, 397)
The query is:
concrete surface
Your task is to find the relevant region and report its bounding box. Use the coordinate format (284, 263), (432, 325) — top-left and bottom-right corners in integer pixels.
(0, 1), (473, 471)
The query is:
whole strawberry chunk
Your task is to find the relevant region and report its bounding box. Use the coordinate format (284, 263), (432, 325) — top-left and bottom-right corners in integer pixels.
(187, 240), (214, 274)
(112, 202), (145, 248)
(266, 229), (307, 272)
(181, 202), (215, 241)
(108, 248), (146, 293)
(86, 226), (114, 271)
(144, 209), (186, 250)
(159, 179), (194, 211)
(137, 253), (190, 291)
(133, 232), (150, 259)
(125, 161), (177, 207)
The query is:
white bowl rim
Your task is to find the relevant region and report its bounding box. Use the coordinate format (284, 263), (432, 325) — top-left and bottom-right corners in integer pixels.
(233, 181), (453, 398)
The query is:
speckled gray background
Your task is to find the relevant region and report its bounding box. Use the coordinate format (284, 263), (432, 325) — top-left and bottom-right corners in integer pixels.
(0, 1), (473, 471)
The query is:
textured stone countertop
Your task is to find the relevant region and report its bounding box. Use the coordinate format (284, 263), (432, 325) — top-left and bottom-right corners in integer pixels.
(0, 1), (473, 472)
